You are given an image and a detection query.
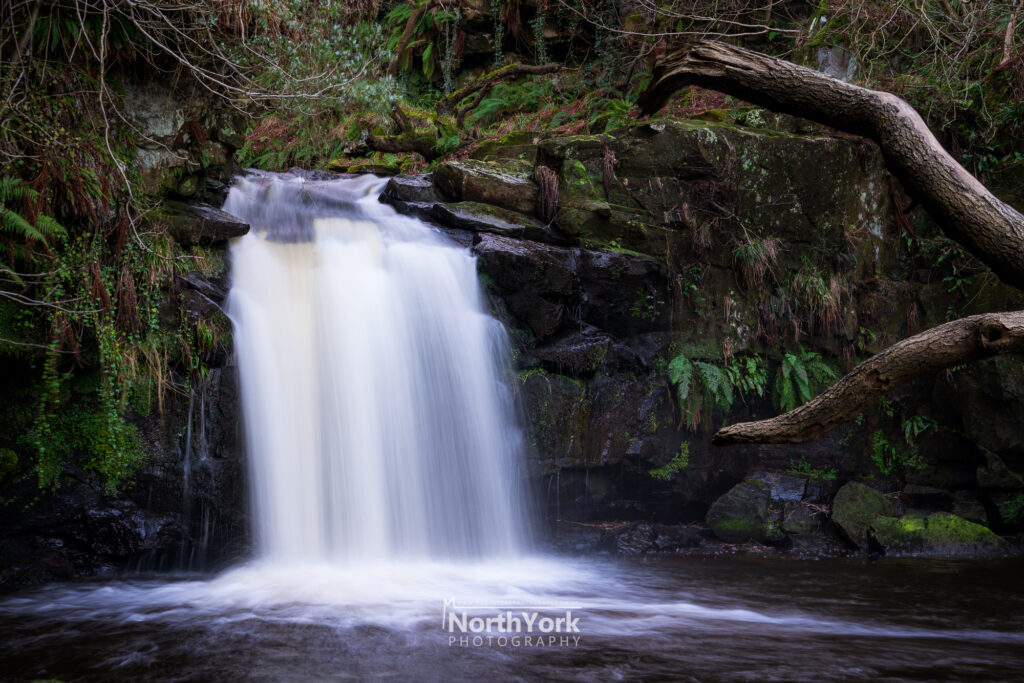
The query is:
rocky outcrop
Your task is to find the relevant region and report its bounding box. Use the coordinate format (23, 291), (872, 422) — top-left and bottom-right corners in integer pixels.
(434, 159), (538, 214)
(164, 201), (250, 246)
(122, 80), (245, 197)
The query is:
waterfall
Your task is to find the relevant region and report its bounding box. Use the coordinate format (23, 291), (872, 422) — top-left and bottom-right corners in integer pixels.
(223, 171), (529, 562)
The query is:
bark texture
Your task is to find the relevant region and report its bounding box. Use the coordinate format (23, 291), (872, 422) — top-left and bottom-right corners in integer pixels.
(714, 312), (1024, 444)
(638, 41), (1024, 290)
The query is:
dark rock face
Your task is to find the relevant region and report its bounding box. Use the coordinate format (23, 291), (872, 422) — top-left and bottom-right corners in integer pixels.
(705, 479), (772, 544)
(0, 368), (247, 590)
(165, 201), (250, 246)
(0, 258), (247, 591)
(378, 120), (1024, 556)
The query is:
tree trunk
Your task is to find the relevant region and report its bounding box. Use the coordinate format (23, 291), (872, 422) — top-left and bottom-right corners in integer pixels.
(638, 41), (1024, 291)
(713, 312), (1024, 444)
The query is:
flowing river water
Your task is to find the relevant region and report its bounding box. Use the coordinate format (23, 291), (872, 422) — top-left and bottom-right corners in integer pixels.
(1, 173), (1022, 681)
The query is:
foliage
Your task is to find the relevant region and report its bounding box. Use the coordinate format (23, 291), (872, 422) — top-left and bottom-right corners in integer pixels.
(772, 347), (836, 413)
(732, 233), (782, 288)
(868, 404), (936, 478)
(385, 1), (462, 89)
(649, 442), (690, 481)
(0, 177), (67, 258)
(668, 352), (765, 429)
(466, 78), (559, 128)
(786, 456), (837, 482)
(724, 354), (768, 399)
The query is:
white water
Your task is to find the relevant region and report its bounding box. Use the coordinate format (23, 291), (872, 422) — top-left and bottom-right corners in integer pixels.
(223, 171), (528, 562)
(3, 173), (1023, 681)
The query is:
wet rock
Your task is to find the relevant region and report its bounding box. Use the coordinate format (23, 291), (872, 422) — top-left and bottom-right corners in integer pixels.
(653, 524), (704, 551)
(577, 249), (667, 334)
(380, 173), (443, 204)
(780, 502), (821, 535)
(612, 521), (656, 555)
(179, 271), (227, 303)
(165, 201), (249, 246)
(706, 479), (771, 544)
(473, 233), (575, 339)
(533, 331), (613, 375)
(976, 450), (1024, 489)
(869, 512), (1002, 556)
(831, 481), (895, 548)
(470, 131), (539, 164)
(434, 159), (538, 214)
(432, 201), (557, 243)
(545, 522), (604, 554)
(751, 470), (807, 503)
(901, 484), (954, 510)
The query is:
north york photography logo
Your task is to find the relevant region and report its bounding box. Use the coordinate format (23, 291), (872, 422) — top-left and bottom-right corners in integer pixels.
(442, 597), (583, 648)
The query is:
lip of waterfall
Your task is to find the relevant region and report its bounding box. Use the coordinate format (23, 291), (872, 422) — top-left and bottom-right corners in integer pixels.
(223, 170), (391, 243)
(224, 170), (530, 563)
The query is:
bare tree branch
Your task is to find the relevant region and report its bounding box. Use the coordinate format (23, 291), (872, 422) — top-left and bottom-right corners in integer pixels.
(714, 311), (1024, 444)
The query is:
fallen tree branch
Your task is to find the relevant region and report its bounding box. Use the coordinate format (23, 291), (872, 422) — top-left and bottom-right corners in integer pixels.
(436, 62), (564, 122)
(637, 41), (1024, 290)
(366, 132), (442, 160)
(714, 311), (1024, 444)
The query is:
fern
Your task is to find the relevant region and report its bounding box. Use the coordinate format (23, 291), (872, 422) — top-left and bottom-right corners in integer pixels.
(666, 353), (735, 430)
(772, 347), (836, 413)
(0, 176), (66, 249)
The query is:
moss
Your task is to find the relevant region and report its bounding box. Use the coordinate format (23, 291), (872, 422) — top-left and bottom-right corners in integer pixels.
(561, 159), (598, 199)
(870, 512), (1001, 554)
(831, 481), (894, 546)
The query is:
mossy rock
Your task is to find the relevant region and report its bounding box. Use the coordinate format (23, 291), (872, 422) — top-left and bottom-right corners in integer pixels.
(831, 481), (895, 547)
(706, 478), (771, 544)
(471, 131), (539, 163)
(869, 512), (1002, 556)
(433, 159), (538, 214)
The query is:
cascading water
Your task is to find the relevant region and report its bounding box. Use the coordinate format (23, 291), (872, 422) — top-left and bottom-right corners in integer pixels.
(2, 172), (1023, 682)
(223, 171), (528, 562)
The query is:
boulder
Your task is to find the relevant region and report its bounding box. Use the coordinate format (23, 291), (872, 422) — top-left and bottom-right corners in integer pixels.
(780, 502), (821, 534)
(706, 479), (772, 544)
(612, 521), (657, 555)
(434, 159), (538, 214)
(165, 201), (249, 245)
(868, 512), (1002, 556)
(831, 481), (895, 547)
(951, 496), (989, 526)
(379, 173), (444, 204)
